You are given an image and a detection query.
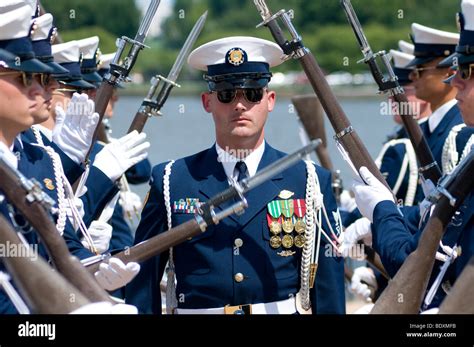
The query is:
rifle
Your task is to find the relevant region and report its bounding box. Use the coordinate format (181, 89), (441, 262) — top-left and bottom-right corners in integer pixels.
(0, 158), (113, 303)
(88, 0), (161, 160)
(371, 150), (474, 313)
(85, 140), (322, 272)
(438, 256), (474, 314)
(340, 0), (442, 184)
(0, 214), (90, 313)
(253, 0), (392, 193)
(292, 94), (389, 279)
(128, 11), (208, 134)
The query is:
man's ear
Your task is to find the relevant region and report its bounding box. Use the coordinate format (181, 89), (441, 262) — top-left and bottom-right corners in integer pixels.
(202, 92), (212, 112)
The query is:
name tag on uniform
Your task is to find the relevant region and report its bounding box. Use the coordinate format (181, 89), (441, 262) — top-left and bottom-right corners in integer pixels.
(172, 198), (200, 214)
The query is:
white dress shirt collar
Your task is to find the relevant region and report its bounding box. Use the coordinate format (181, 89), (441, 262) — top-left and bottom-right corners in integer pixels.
(215, 141), (266, 181)
(428, 99), (457, 133)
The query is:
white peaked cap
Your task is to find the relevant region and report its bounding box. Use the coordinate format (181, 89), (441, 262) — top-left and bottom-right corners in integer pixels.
(188, 36), (284, 71)
(390, 49), (415, 69)
(77, 36), (99, 59)
(52, 41), (80, 64)
(398, 40), (414, 54)
(411, 23), (459, 45)
(98, 52), (116, 70)
(462, 0), (474, 31)
(30, 13), (54, 41)
(0, 0), (34, 40)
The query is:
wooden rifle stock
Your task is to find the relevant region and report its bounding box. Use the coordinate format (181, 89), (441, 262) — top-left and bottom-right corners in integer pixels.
(86, 82), (116, 158)
(87, 217), (204, 273)
(0, 215), (90, 313)
(0, 162), (113, 303)
(371, 153), (474, 314)
(438, 256), (474, 314)
(128, 110), (149, 134)
(298, 54), (390, 189)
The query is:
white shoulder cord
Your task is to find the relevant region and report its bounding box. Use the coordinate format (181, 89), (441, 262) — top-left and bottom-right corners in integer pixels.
(460, 135), (474, 163)
(163, 160), (177, 314)
(299, 161), (322, 311)
(34, 144), (67, 236)
(375, 139), (418, 206)
(30, 129), (96, 250)
(442, 124), (466, 174)
(0, 271), (30, 314)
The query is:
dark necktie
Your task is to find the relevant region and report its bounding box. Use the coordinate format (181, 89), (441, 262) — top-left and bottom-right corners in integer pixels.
(234, 161), (248, 182)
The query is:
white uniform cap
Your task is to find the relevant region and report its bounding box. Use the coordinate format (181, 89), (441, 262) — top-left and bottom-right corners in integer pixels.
(462, 0), (474, 31)
(0, 0), (34, 40)
(188, 36), (284, 71)
(390, 50), (415, 69)
(98, 52), (116, 71)
(398, 40), (414, 55)
(30, 13), (53, 41)
(77, 36), (100, 59)
(52, 41), (80, 64)
(411, 23), (459, 45)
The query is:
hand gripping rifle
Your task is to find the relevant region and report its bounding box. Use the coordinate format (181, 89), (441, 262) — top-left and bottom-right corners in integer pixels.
(128, 11), (208, 134)
(85, 140), (322, 273)
(253, 0), (391, 193)
(371, 150), (474, 313)
(87, 0), (161, 160)
(0, 214), (91, 313)
(0, 158), (113, 303)
(341, 0), (442, 184)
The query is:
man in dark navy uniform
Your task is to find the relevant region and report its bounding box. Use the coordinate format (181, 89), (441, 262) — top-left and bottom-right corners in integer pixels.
(126, 36), (345, 314)
(347, 0), (474, 312)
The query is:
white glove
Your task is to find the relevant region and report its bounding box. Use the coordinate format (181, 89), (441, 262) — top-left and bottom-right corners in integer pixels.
(95, 257), (140, 291)
(420, 308), (439, 314)
(82, 220), (113, 254)
(70, 302), (138, 314)
(352, 166), (394, 222)
(339, 217), (372, 258)
(93, 131), (150, 182)
(353, 303), (374, 314)
(53, 93), (99, 164)
(350, 266), (377, 302)
(119, 190), (143, 217)
(339, 189), (357, 212)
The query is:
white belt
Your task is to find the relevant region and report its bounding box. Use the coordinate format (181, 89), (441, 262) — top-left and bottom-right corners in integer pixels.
(175, 297), (297, 314)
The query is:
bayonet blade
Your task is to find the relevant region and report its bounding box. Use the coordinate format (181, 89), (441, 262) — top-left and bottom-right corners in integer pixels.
(135, 0), (161, 44)
(254, 0), (272, 20)
(341, 0), (371, 53)
(167, 10), (208, 83)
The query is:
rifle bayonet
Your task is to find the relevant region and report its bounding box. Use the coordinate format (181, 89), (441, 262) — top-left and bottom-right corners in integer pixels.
(128, 11), (208, 132)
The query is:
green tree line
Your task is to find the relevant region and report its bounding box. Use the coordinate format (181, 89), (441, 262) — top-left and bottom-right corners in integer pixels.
(41, 0), (461, 79)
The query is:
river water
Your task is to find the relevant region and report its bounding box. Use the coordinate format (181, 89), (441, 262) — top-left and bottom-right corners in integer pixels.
(109, 93), (393, 198)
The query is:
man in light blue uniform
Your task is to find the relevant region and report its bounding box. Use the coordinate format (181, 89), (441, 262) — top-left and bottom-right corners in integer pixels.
(126, 36), (345, 314)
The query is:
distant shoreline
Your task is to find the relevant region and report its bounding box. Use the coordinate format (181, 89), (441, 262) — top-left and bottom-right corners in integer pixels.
(117, 82), (384, 99)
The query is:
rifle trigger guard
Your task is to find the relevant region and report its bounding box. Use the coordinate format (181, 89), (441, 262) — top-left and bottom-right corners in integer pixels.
(333, 126), (354, 141)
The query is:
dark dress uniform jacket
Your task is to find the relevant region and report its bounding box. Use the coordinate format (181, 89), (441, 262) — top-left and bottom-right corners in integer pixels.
(126, 144), (345, 314)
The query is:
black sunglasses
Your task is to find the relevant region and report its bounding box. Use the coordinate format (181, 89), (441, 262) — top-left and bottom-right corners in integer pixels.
(0, 71), (51, 88)
(213, 88), (265, 104)
(457, 64), (474, 80)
